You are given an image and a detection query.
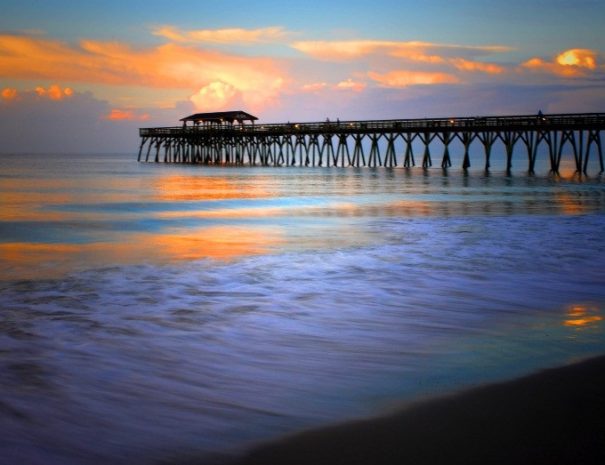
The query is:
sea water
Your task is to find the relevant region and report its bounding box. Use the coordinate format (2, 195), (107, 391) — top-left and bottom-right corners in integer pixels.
(1, 153), (604, 464)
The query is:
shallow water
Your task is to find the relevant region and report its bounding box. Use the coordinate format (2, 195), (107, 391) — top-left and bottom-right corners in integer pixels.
(1, 154), (605, 464)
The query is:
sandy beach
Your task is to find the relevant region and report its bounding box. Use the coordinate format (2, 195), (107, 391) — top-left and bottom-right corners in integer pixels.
(230, 356), (605, 465)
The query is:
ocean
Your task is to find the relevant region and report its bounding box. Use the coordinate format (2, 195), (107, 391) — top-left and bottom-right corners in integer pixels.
(1, 152), (605, 464)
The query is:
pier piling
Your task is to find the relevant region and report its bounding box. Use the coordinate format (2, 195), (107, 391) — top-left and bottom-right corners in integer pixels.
(139, 112), (605, 175)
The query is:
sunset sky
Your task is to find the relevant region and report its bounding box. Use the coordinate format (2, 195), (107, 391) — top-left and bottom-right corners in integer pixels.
(1, 0), (604, 153)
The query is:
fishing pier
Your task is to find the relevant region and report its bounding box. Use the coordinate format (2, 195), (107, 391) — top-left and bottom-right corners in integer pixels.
(139, 111), (605, 174)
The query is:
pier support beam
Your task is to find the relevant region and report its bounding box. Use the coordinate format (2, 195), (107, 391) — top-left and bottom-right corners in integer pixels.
(500, 131), (521, 174)
(584, 129), (604, 174)
(402, 133), (416, 168)
(438, 132), (453, 169)
(336, 134), (351, 167)
(352, 134), (366, 167)
(420, 132), (434, 168)
(368, 134), (382, 167)
(477, 132), (496, 172)
(384, 134), (397, 168)
(138, 113), (605, 174)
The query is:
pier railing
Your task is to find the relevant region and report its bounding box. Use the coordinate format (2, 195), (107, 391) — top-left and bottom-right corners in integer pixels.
(138, 113), (605, 174)
(141, 113), (605, 137)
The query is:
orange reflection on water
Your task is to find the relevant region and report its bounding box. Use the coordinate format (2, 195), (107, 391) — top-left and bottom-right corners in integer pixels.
(157, 205), (293, 219)
(0, 191), (75, 221)
(154, 200), (443, 220)
(153, 175), (273, 201)
(0, 177), (148, 221)
(556, 158), (579, 179)
(0, 226), (284, 280)
(554, 191), (590, 215)
(148, 226), (284, 260)
(563, 304), (603, 328)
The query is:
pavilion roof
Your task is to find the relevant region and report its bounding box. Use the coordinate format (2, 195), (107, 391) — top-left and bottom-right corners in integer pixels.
(180, 111), (258, 124)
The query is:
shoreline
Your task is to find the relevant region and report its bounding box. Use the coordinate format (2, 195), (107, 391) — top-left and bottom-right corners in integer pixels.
(226, 355), (605, 465)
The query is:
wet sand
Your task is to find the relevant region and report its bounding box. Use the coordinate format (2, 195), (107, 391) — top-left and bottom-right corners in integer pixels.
(230, 356), (605, 465)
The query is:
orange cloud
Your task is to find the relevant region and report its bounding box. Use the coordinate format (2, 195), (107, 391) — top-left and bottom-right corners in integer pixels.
(391, 50), (446, 64)
(556, 49), (597, 69)
(368, 70), (459, 87)
(301, 82), (328, 92)
(522, 48), (599, 77)
(105, 109), (150, 121)
(1, 87), (17, 100)
(0, 33), (286, 110)
(3, 84), (74, 101)
(291, 39), (511, 61)
(153, 25), (288, 44)
(451, 58), (504, 74)
(190, 81), (239, 111)
(293, 40), (392, 60)
(335, 78), (366, 92)
(34, 84), (74, 100)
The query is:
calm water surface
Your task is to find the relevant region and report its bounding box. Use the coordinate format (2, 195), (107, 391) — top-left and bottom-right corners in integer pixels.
(1, 153), (605, 464)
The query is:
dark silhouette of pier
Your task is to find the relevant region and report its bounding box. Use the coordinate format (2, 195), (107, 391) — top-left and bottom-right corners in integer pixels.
(138, 111), (605, 174)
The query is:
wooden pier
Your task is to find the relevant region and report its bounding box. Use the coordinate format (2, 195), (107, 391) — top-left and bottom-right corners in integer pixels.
(138, 111), (605, 174)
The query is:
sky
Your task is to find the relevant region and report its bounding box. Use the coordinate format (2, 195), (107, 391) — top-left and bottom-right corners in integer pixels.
(0, 0), (604, 153)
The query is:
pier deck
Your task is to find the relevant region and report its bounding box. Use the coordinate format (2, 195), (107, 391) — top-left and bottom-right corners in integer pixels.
(139, 112), (605, 174)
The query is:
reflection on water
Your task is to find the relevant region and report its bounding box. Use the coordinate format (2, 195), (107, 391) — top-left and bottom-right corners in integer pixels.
(564, 304), (603, 328)
(1, 155), (605, 281)
(152, 174), (273, 201)
(0, 154), (605, 465)
(0, 225), (285, 280)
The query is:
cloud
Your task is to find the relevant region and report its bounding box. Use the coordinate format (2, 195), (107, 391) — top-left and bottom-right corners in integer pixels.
(105, 108), (150, 121)
(291, 39), (509, 84)
(0, 85), (195, 153)
(2, 84), (75, 101)
(190, 81), (240, 111)
(0, 33), (286, 111)
(301, 82), (328, 92)
(153, 25), (289, 44)
(1, 87), (17, 100)
(522, 48), (599, 77)
(556, 49), (597, 69)
(35, 84), (73, 100)
(291, 39), (511, 61)
(335, 78), (366, 92)
(451, 58), (504, 74)
(368, 70), (459, 87)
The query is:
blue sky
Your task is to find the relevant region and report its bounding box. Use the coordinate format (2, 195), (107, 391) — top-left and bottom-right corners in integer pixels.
(1, 0), (604, 152)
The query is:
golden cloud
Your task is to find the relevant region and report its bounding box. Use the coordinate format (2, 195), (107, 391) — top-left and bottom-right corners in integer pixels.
(556, 49), (597, 69)
(522, 48), (599, 77)
(368, 70), (459, 87)
(153, 25), (288, 44)
(0, 33), (286, 110)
